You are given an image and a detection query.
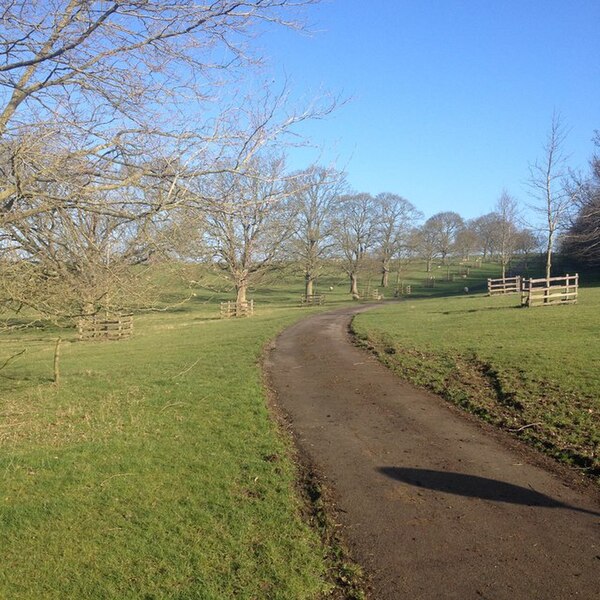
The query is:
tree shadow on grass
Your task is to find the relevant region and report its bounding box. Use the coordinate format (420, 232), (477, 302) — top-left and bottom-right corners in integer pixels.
(378, 467), (599, 517)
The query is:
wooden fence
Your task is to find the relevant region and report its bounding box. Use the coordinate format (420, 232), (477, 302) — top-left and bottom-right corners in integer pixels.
(365, 289), (383, 300)
(220, 299), (254, 318)
(488, 276), (522, 295)
(521, 274), (578, 307)
(394, 284), (412, 297)
(423, 277), (435, 288)
(300, 293), (325, 306)
(78, 313), (133, 341)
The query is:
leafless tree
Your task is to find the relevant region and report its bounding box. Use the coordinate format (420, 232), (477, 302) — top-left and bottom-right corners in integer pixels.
(333, 193), (378, 298)
(562, 196), (600, 266)
(527, 113), (575, 280)
(0, 1), (338, 324)
(0, 1), (325, 223)
(514, 228), (541, 270)
(493, 191), (520, 278)
(200, 155), (296, 304)
(289, 165), (346, 296)
(426, 211), (465, 264)
(0, 204), (167, 325)
(374, 193), (420, 287)
(411, 222), (440, 273)
(471, 213), (499, 260)
(0, 132), (199, 325)
(454, 222), (480, 261)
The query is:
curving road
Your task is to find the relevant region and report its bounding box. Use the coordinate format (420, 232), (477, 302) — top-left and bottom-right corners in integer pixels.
(264, 305), (600, 600)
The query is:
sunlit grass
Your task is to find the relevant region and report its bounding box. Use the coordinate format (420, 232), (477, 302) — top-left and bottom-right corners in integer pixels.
(0, 278), (356, 599)
(0, 259), (519, 598)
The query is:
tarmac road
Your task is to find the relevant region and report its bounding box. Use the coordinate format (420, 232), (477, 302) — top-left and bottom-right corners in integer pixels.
(264, 305), (600, 600)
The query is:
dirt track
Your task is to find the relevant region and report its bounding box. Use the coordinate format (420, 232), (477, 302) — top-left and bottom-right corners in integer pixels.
(264, 305), (600, 600)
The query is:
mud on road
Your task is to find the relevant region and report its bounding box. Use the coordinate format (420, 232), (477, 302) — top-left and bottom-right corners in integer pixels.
(264, 305), (600, 600)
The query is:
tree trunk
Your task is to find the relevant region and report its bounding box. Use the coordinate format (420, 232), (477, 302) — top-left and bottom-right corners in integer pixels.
(545, 233), (553, 281)
(305, 273), (314, 297)
(236, 282), (247, 304)
(381, 265), (389, 288)
(350, 272), (359, 298)
(426, 258), (432, 272)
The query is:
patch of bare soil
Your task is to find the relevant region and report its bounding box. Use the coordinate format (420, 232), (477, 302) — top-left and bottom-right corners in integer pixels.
(264, 305), (600, 600)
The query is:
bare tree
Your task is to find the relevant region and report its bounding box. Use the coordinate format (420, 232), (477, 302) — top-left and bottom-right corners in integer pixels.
(411, 222), (440, 273)
(426, 211), (465, 264)
(200, 155), (296, 304)
(333, 193), (378, 298)
(0, 1), (338, 325)
(471, 213), (499, 260)
(289, 165), (346, 296)
(0, 134), (199, 325)
(0, 204), (166, 325)
(562, 195), (600, 266)
(0, 1), (319, 136)
(514, 228), (542, 270)
(374, 193), (420, 287)
(527, 113), (575, 280)
(0, 1), (325, 224)
(454, 222), (480, 261)
(494, 191), (520, 278)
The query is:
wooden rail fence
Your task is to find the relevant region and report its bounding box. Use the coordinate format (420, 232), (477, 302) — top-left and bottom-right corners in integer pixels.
(220, 299), (254, 318)
(394, 283), (412, 297)
(300, 293), (325, 306)
(521, 274), (578, 307)
(488, 276), (522, 295)
(363, 289), (383, 300)
(78, 313), (133, 341)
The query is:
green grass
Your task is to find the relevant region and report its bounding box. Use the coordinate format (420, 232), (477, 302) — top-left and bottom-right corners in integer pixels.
(0, 259), (497, 600)
(352, 287), (600, 480)
(0, 270), (359, 600)
(3, 257), (580, 598)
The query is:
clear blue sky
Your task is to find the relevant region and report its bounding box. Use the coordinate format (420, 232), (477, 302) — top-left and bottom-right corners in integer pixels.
(258, 0), (600, 220)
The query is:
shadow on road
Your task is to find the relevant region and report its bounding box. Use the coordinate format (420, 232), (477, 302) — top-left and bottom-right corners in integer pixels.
(378, 467), (600, 517)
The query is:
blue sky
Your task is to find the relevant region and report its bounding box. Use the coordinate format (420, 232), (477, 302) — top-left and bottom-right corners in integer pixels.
(258, 0), (600, 220)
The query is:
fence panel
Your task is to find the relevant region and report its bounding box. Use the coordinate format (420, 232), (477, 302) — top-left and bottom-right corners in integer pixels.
(488, 276), (521, 295)
(394, 284), (412, 297)
(78, 314), (133, 341)
(220, 299), (254, 318)
(300, 294), (325, 306)
(521, 274), (578, 307)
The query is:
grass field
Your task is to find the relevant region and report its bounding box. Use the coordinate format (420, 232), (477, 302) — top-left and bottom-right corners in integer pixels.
(5, 257), (591, 599)
(0, 270), (365, 600)
(353, 284), (600, 481)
